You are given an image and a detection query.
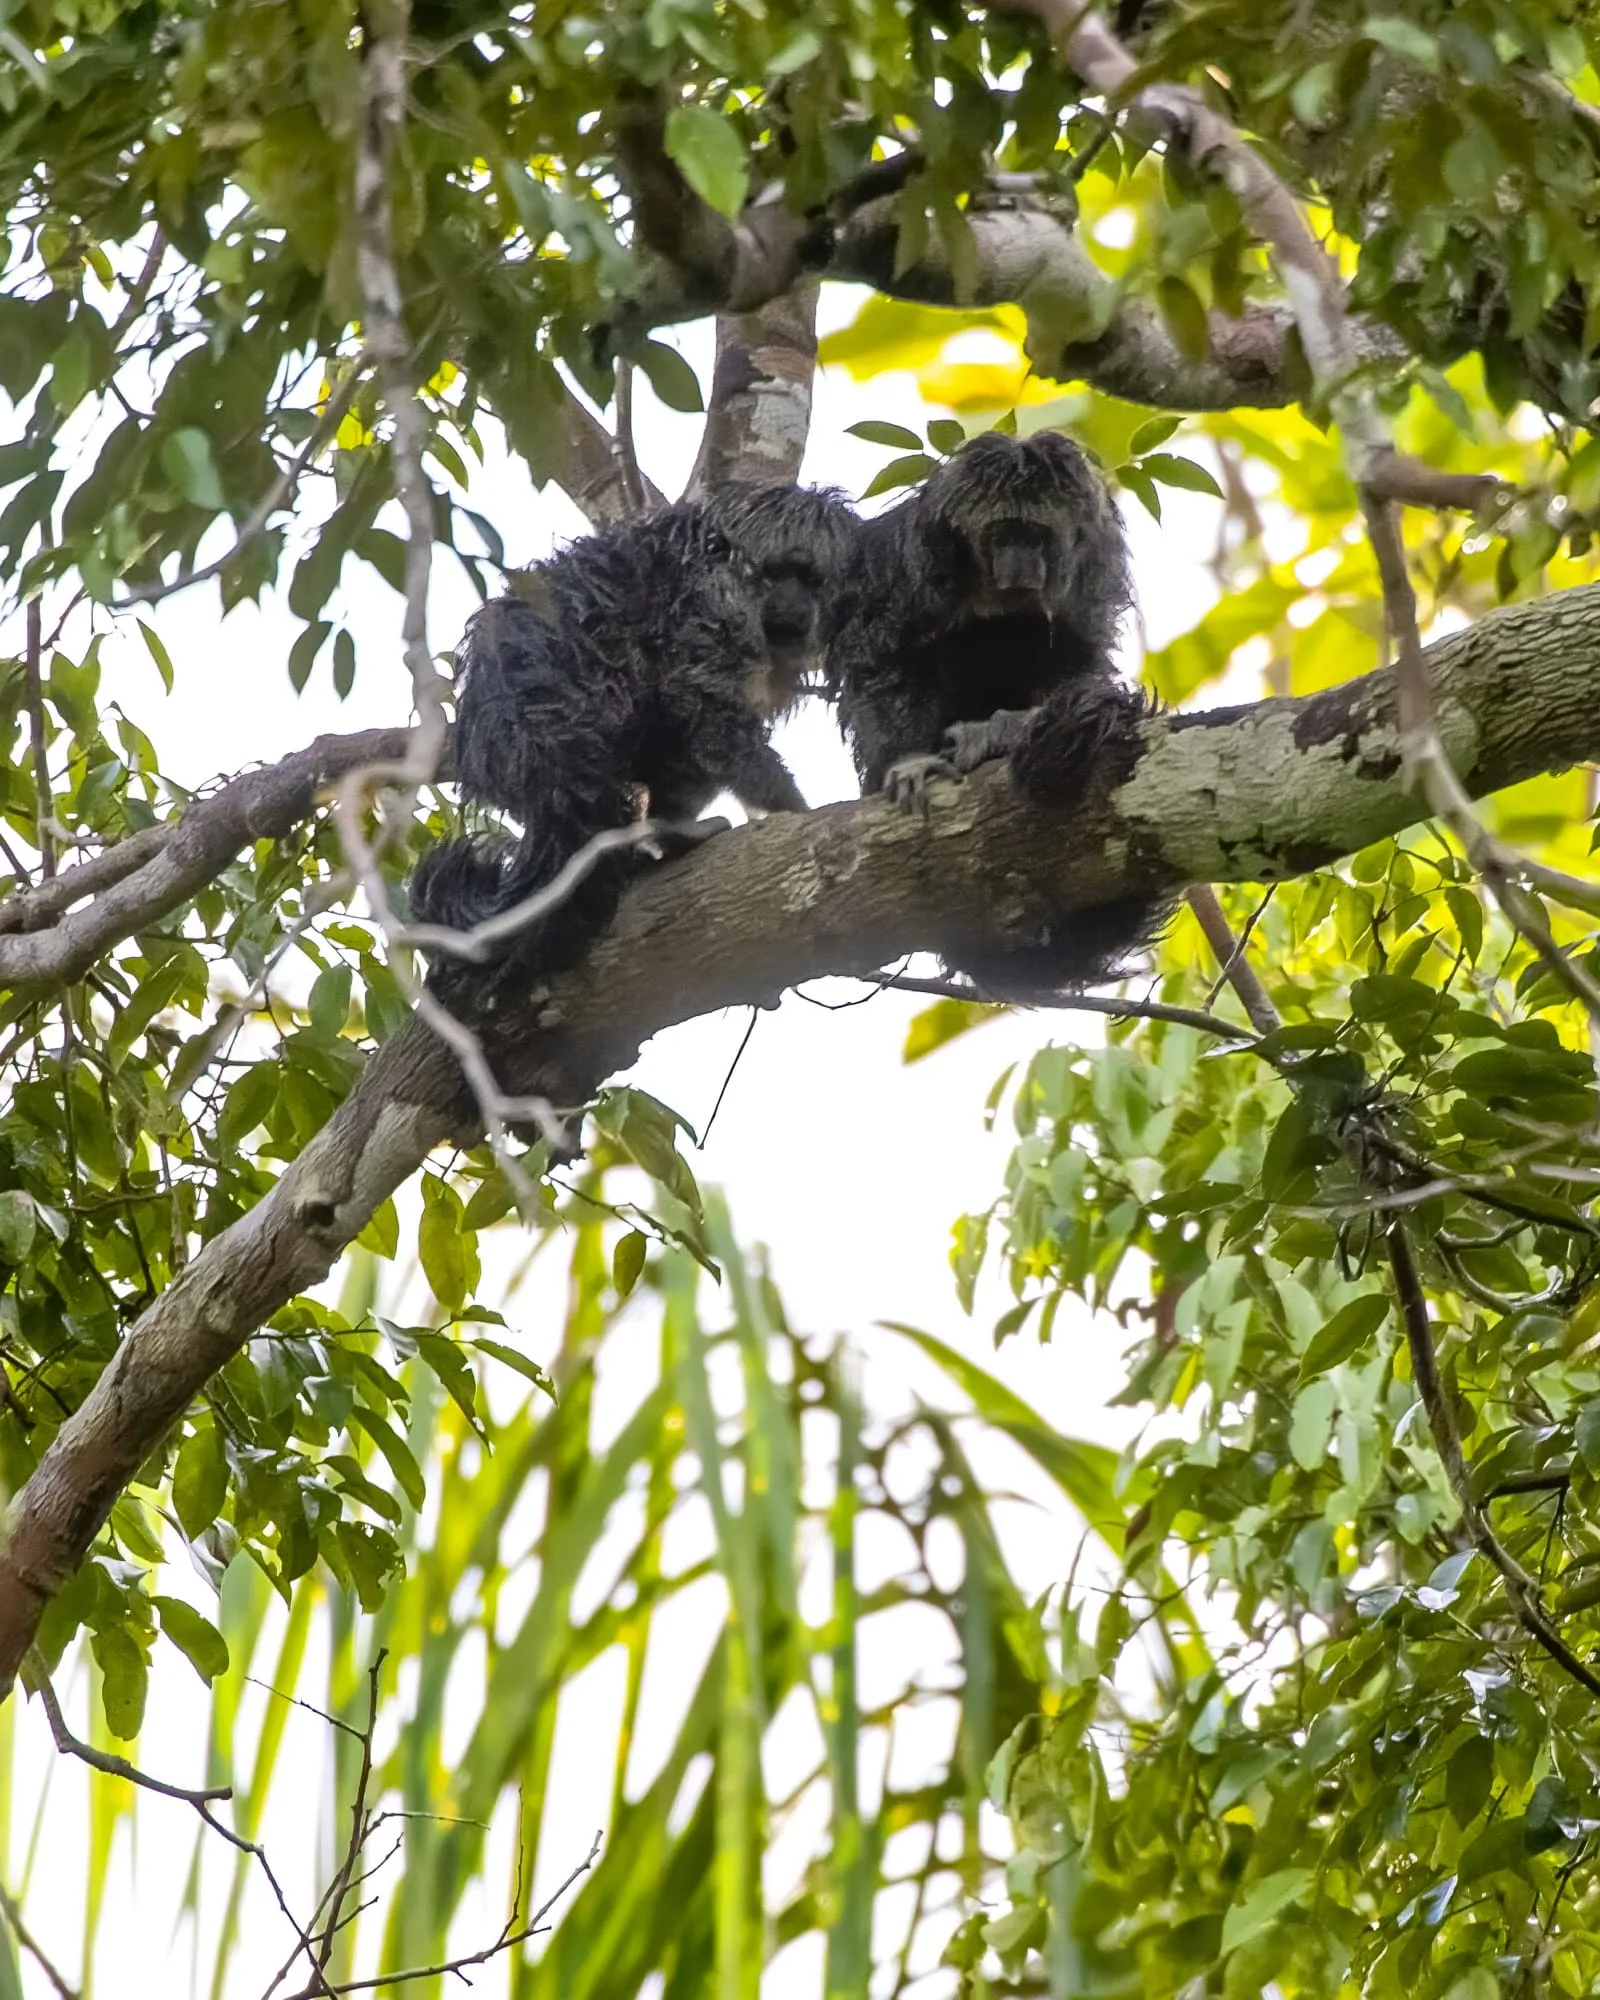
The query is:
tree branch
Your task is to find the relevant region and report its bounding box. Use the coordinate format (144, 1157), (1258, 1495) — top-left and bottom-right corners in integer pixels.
(0, 729), (414, 996)
(686, 282), (821, 495)
(1, 579), (1599, 1693)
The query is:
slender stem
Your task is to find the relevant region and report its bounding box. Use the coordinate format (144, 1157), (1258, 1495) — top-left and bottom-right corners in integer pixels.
(24, 596), (54, 882)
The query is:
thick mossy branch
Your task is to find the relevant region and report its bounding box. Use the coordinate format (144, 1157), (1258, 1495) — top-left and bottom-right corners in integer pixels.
(1, 582), (1598, 1692)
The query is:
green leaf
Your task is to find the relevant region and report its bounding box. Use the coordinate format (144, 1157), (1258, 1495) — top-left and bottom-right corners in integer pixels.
(418, 1176), (477, 1312)
(1128, 415), (1181, 456)
(161, 428), (227, 511)
(138, 621), (175, 693)
(664, 105), (750, 219)
(636, 339), (705, 415)
(613, 1228), (648, 1299)
(332, 628), (356, 699)
(846, 420), (926, 451)
(903, 998), (998, 1062)
(861, 453), (937, 499)
(1446, 1733), (1495, 1828)
(356, 1195), (400, 1260)
(1155, 276), (1210, 361)
(1289, 1379), (1337, 1472)
(91, 1626), (149, 1741)
(0, 1191), (36, 1265)
(172, 1421), (228, 1539)
(469, 1336), (556, 1401)
(1220, 1868), (1314, 1954)
(1363, 16), (1440, 67)
(1140, 452), (1223, 498)
(926, 418), (966, 455)
(153, 1597), (230, 1684)
(288, 619), (331, 693)
(307, 964), (352, 1039)
(1298, 1294), (1388, 1382)
(347, 1405), (427, 1511)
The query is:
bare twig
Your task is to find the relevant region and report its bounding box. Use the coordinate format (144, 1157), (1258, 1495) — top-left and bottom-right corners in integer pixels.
(0, 727), (413, 995)
(1183, 886), (1280, 1035)
(116, 364), (370, 608)
(29, 1663), (233, 1805)
(1387, 1222), (1600, 1699)
(283, 1830), (603, 1998)
(24, 595), (54, 882)
(317, 1651), (387, 1972)
(876, 970), (1259, 1043)
(0, 1878), (78, 2000)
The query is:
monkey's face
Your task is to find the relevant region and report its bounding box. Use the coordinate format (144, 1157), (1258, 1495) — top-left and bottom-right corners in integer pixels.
(924, 430), (1123, 624)
(757, 556), (828, 681)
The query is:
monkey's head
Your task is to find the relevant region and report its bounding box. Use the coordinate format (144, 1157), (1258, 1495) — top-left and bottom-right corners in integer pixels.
(919, 430), (1131, 636)
(701, 483), (858, 694)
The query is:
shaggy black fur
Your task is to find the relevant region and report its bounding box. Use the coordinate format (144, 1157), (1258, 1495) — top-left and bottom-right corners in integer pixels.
(411, 483), (857, 994)
(829, 429), (1165, 997)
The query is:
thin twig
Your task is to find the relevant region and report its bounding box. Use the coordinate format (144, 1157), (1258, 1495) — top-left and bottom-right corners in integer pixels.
(876, 970), (1260, 1043)
(317, 1651), (387, 1971)
(283, 1830), (602, 1998)
(116, 364), (370, 608)
(1183, 886), (1280, 1034)
(1387, 1222), (1600, 1699)
(0, 1878), (78, 2000)
(24, 595), (54, 882)
(30, 1665), (233, 1805)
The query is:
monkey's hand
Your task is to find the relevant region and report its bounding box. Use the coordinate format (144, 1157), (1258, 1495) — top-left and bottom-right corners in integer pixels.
(883, 753), (959, 812)
(943, 709), (1037, 775)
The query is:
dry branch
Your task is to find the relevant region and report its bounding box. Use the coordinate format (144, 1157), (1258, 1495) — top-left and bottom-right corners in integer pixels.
(0, 728), (413, 996)
(1, 580), (1599, 1690)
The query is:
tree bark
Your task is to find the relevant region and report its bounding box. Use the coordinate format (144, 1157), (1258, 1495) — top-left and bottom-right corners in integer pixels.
(1, 580), (1597, 1693)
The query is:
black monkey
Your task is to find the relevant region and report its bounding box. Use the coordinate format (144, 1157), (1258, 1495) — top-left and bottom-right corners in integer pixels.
(829, 429), (1164, 994)
(411, 483), (856, 993)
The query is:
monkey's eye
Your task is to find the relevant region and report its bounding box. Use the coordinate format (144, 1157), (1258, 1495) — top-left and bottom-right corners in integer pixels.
(764, 560), (819, 590)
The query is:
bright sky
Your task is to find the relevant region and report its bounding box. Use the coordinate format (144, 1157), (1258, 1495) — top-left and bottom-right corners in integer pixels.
(10, 285), (1225, 1997)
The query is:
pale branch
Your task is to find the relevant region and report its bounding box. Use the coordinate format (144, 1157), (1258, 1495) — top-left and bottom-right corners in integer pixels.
(685, 283), (821, 496)
(1, 586), (1599, 1691)
(113, 363), (370, 609)
(0, 728), (412, 996)
(341, 3), (556, 1203)
(350, 0), (446, 778)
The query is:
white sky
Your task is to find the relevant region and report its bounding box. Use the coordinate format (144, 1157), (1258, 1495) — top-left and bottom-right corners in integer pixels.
(8, 285), (1226, 1997)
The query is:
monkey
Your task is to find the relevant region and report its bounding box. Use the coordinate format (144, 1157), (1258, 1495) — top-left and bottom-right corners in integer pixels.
(409, 482), (857, 1001)
(828, 428), (1165, 997)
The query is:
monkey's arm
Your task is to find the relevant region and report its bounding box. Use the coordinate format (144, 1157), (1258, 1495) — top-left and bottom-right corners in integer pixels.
(838, 668), (953, 803)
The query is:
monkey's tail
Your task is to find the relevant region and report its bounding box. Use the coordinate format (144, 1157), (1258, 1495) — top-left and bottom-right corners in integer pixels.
(408, 832), (524, 935)
(952, 893), (1174, 1004)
